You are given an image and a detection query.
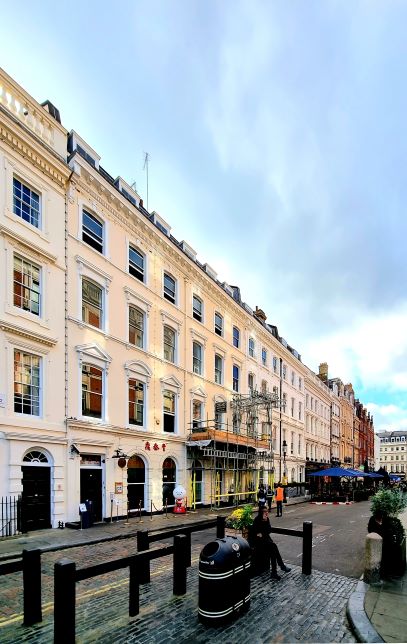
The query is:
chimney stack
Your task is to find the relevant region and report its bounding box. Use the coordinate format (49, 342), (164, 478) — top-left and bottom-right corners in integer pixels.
(318, 362), (328, 383)
(254, 306), (267, 323)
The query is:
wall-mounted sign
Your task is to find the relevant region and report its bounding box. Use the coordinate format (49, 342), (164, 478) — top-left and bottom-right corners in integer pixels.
(80, 455), (101, 466)
(0, 393), (5, 408)
(215, 401), (227, 414)
(115, 482), (123, 494)
(79, 503), (87, 513)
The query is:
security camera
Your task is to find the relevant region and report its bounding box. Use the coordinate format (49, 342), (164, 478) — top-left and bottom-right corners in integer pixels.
(70, 443), (80, 456)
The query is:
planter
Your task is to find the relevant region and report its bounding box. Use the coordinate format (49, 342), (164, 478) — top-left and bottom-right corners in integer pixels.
(225, 527), (250, 540)
(383, 536), (406, 577)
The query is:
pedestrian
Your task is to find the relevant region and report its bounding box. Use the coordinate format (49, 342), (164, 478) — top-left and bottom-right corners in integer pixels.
(249, 507), (291, 580)
(266, 484), (273, 511)
(257, 483), (266, 510)
(275, 482), (284, 517)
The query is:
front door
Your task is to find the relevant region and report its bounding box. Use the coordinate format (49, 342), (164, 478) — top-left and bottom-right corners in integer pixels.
(21, 466), (51, 531)
(80, 469), (102, 521)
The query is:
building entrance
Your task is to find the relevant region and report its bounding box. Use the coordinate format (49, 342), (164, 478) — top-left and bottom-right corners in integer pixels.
(21, 464), (51, 531)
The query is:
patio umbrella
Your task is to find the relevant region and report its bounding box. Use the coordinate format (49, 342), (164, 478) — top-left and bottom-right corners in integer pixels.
(308, 467), (364, 477)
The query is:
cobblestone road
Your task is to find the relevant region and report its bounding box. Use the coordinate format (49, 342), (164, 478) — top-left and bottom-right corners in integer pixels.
(0, 535), (357, 643)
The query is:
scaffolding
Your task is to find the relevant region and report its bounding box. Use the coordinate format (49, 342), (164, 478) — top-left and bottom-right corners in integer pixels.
(187, 389), (283, 509)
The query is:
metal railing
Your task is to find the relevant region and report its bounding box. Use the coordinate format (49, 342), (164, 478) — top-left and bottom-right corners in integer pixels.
(0, 515), (312, 638)
(1, 495), (21, 537)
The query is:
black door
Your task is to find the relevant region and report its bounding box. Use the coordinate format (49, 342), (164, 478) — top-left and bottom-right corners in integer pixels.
(21, 466), (51, 531)
(80, 469), (103, 521)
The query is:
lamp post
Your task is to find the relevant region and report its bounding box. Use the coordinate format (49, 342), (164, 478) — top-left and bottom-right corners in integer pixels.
(282, 440), (287, 485)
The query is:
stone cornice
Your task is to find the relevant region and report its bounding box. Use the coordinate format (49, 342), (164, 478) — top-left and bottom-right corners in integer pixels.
(0, 319), (58, 346)
(0, 224), (58, 263)
(0, 120), (70, 189)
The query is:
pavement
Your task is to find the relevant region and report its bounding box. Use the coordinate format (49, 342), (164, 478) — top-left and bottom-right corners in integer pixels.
(0, 498), (404, 642)
(347, 506), (407, 643)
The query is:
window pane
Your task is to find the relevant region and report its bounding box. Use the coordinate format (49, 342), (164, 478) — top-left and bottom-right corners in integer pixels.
(163, 390), (175, 432)
(163, 273), (176, 303)
(13, 255), (41, 316)
(82, 364), (103, 418)
(164, 326), (175, 362)
(129, 246), (144, 281)
(129, 378), (144, 425)
(14, 350), (40, 416)
(193, 295), (202, 321)
(215, 312), (223, 335)
(193, 342), (202, 374)
(83, 210), (103, 253)
(233, 327), (240, 348)
(13, 178), (40, 228)
(82, 279), (103, 328)
(129, 306), (144, 347)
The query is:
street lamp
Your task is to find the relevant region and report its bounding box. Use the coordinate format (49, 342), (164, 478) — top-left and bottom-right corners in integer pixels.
(282, 440), (288, 485)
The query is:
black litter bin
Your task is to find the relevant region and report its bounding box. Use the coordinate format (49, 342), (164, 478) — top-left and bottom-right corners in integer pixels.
(80, 506), (90, 529)
(198, 535), (251, 626)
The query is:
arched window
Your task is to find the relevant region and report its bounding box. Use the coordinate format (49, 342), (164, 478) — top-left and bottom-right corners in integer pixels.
(127, 455), (146, 511)
(23, 450), (48, 463)
(162, 458), (176, 506)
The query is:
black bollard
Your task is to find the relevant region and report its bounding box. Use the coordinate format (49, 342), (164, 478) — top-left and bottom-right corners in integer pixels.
(216, 515), (226, 538)
(136, 529), (150, 583)
(23, 548), (42, 625)
(54, 558), (76, 643)
(302, 521), (313, 575)
(173, 534), (187, 596)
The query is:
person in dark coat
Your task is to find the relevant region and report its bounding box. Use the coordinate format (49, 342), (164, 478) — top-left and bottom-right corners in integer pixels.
(266, 485), (273, 511)
(257, 484), (266, 510)
(249, 507), (291, 580)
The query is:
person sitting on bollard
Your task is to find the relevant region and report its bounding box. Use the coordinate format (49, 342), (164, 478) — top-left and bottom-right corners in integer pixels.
(249, 507), (291, 580)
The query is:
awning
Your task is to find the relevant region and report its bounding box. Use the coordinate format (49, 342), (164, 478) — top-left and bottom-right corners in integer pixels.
(186, 440), (212, 448)
(308, 467), (367, 477)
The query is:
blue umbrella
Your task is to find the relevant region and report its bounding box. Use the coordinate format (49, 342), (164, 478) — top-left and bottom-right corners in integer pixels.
(308, 467), (365, 477)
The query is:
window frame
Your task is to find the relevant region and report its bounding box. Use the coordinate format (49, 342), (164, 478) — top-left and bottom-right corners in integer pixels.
(82, 208), (104, 254)
(163, 272), (177, 304)
(81, 362), (104, 420)
(261, 347), (267, 366)
(214, 353), (223, 385)
(13, 254), (41, 317)
(128, 245), (145, 283)
(163, 389), (176, 433)
(192, 341), (203, 375)
(128, 378), (145, 426)
(248, 337), (255, 358)
(128, 305), (145, 349)
(163, 325), (176, 364)
(82, 277), (104, 330)
(192, 295), (203, 322)
(13, 176), (41, 229)
(14, 349), (41, 417)
(214, 311), (223, 336)
(233, 364), (240, 392)
(233, 326), (240, 349)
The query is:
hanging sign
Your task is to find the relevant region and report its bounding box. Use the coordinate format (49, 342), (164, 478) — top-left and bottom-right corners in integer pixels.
(215, 401), (227, 413)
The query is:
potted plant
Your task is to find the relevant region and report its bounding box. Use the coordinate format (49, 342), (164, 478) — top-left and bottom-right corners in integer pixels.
(225, 505), (254, 540)
(370, 489), (407, 577)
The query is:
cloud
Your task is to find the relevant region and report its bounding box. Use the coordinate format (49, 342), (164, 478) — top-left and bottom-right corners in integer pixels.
(204, 1), (407, 344)
(366, 402), (407, 432)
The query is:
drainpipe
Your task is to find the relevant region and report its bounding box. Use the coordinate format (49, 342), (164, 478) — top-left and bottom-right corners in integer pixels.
(279, 358), (283, 483)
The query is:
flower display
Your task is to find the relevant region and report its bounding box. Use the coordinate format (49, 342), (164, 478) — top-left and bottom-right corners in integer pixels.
(225, 504), (254, 530)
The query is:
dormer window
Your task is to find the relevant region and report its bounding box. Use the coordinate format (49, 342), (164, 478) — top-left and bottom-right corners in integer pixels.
(68, 131), (100, 169)
(82, 210), (104, 254)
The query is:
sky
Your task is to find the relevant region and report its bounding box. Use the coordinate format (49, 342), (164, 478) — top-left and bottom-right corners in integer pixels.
(2, 0), (407, 431)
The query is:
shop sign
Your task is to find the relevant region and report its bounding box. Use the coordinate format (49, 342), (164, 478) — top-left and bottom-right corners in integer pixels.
(80, 455), (101, 466)
(115, 482), (123, 494)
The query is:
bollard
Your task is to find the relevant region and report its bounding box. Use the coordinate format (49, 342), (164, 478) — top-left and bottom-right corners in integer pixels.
(363, 533), (383, 584)
(185, 531), (191, 567)
(216, 515), (226, 539)
(54, 558), (76, 644)
(129, 559), (140, 617)
(302, 521), (312, 575)
(173, 534), (187, 596)
(23, 548), (42, 625)
(136, 529), (150, 583)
